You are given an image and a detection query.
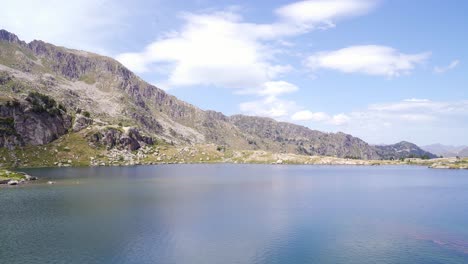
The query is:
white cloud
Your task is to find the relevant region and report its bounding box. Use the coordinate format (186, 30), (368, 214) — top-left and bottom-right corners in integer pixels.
(117, 1), (379, 91)
(341, 100), (468, 144)
(291, 110), (350, 125)
(368, 99), (468, 114)
(329, 113), (351, 125)
(403, 98), (430, 102)
(291, 110), (330, 121)
(276, 0), (377, 25)
(306, 45), (430, 77)
(290, 99), (468, 144)
(116, 2), (379, 120)
(239, 81), (300, 119)
(433, 59), (460, 74)
(116, 11), (293, 90)
(240, 96), (299, 119)
(256, 81), (298, 96)
(0, 0), (126, 54)
(116, 52), (150, 73)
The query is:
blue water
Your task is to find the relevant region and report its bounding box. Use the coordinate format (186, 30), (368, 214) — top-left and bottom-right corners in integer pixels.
(1, 165), (468, 264)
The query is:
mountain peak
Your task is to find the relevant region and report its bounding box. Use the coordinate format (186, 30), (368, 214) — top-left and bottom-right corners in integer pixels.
(0, 29), (25, 45)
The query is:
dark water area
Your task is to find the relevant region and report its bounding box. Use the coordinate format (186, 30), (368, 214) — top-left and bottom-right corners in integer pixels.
(1, 165), (468, 263)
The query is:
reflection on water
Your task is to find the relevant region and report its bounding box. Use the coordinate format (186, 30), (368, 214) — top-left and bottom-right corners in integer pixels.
(411, 230), (468, 255)
(1, 165), (468, 264)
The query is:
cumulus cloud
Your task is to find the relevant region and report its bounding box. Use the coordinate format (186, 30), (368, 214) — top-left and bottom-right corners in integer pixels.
(291, 111), (350, 125)
(113, 1), (384, 120)
(240, 96), (299, 119)
(342, 100), (468, 144)
(114, 1), (379, 119)
(116, 11), (293, 90)
(306, 45), (430, 77)
(433, 59), (460, 74)
(254, 81), (298, 96)
(368, 99), (468, 114)
(293, 99), (468, 133)
(238, 81), (301, 119)
(290, 99), (468, 144)
(329, 113), (351, 125)
(300, 99), (468, 125)
(116, 1), (379, 91)
(276, 0), (377, 26)
(291, 110), (330, 121)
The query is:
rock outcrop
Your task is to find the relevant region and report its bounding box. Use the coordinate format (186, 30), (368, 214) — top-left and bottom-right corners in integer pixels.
(72, 113), (93, 132)
(0, 92), (71, 149)
(88, 127), (153, 151)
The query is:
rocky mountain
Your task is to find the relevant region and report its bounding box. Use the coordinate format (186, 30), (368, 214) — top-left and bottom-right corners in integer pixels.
(421, 144), (468, 157)
(0, 29), (436, 160)
(374, 141), (438, 160)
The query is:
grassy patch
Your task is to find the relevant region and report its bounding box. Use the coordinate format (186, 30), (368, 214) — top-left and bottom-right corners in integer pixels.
(0, 169), (24, 180)
(0, 131), (106, 168)
(78, 74), (97, 85)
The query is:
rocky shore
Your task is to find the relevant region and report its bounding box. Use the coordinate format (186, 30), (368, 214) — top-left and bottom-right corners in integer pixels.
(0, 169), (37, 186)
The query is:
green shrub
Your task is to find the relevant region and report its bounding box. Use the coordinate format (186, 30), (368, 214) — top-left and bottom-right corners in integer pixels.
(0, 117), (16, 135)
(58, 103), (66, 112)
(216, 145), (226, 152)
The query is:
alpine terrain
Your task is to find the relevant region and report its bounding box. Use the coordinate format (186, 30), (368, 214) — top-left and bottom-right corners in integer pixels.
(0, 29), (437, 167)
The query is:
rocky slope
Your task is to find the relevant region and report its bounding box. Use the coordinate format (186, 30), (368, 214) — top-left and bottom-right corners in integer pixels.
(229, 115), (380, 159)
(0, 29), (435, 161)
(374, 141), (438, 160)
(0, 91), (71, 149)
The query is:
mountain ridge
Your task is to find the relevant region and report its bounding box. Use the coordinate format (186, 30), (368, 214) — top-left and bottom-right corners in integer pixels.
(0, 29), (436, 161)
(421, 144), (468, 157)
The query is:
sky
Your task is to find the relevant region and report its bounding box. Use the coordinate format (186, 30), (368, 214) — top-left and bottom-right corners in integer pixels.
(1, 0), (467, 145)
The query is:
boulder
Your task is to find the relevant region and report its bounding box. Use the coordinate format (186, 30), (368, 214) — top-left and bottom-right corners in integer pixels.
(25, 174), (38, 181)
(8, 180), (18, 185)
(0, 179), (10, 184)
(72, 114), (93, 132)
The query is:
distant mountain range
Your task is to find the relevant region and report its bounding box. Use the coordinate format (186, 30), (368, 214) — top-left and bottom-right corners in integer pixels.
(421, 144), (468, 157)
(0, 29), (437, 161)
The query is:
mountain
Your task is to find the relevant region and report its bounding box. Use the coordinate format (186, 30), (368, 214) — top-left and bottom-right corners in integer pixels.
(374, 141), (438, 160)
(0, 29), (435, 161)
(457, 147), (468, 157)
(421, 144), (468, 157)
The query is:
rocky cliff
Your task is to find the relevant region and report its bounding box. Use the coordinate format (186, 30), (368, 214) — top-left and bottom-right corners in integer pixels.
(0, 92), (71, 149)
(0, 29), (435, 160)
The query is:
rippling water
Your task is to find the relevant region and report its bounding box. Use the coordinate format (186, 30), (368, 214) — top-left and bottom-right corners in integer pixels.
(1, 165), (468, 264)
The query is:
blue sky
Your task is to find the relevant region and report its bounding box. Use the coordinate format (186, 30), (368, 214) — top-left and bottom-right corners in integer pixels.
(1, 0), (467, 145)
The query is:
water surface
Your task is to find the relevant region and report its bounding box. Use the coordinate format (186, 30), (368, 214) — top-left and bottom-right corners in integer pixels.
(1, 165), (468, 263)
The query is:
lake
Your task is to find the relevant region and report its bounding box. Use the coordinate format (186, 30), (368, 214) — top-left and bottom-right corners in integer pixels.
(1, 165), (468, 264)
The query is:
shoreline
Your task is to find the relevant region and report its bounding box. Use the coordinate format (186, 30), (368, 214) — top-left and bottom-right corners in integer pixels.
(2, 159), (466, 187)
(2, 142), (467, 172)
(3, 156), (467, 170)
